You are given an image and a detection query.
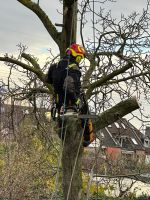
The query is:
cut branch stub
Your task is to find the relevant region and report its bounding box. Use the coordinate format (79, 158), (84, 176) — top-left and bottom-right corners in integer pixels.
(94, 96), (140, 132)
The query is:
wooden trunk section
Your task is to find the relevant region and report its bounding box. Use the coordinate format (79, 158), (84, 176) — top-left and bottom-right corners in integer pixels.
(61, 117), (85, 200)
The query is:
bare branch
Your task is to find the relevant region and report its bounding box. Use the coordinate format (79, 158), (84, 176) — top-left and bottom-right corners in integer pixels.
(86, 62), (133, 98)
(0, 56), (53, 94)
(17, 0), (61, 46)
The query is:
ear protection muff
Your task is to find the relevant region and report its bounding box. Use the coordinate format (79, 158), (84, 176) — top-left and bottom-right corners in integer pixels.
(66, 49), (72, 55)
(75, 56), (82, 63)
(66, 48), (84, 63)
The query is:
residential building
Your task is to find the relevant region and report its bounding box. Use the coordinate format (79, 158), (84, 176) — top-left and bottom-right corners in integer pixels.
(82, 118), (146, 173)
(89, 118), (145, 161)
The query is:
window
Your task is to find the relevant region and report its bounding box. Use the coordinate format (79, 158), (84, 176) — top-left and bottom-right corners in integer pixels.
(131, 138), (138, 145)
(100, 131), (104, 138)
(23, 109), (29, 115)
(145, 155), (150, 164)
(117, 136), (128, 146)
(144, 140), (149, 147)
(89, 139), (100, 148)
(1, 128), (9, 136)
(121, 150), (134, 161)
(0, 107), (5, 113)
(119, 138), (123, 146)
(114, 122), (120, 128)
(121, 123), (126, 129)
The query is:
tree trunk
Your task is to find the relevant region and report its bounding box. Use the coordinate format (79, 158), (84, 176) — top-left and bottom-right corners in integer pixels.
(61, 117), (85, 200)
(59, 0), (78, 56)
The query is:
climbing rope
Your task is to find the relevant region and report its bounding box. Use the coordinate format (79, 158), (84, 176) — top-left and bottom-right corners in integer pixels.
(66, 120), (87, 200)
(92, 0), (99, 198)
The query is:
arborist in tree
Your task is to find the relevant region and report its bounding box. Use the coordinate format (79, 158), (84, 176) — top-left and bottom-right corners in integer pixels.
(46, 43), (86, 116)
(46, 43), (94, 147)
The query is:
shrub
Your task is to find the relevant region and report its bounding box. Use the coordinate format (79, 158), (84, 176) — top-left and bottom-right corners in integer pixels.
(136, 195), (150, 200)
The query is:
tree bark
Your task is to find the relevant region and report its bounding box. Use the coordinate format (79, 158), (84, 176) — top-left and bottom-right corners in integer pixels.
(60, 0), (78, 56)
(61, 117), (85, 200)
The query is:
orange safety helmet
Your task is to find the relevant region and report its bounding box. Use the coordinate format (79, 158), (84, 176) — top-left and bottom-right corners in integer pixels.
(66, 43), (86, 63)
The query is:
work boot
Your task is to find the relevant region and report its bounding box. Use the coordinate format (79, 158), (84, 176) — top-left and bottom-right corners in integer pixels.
(60, 106), (78, 117)
(65, 108), (77, 116)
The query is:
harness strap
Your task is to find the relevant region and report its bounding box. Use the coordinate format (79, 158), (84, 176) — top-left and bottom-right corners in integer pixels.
(68, 63), (79, 70)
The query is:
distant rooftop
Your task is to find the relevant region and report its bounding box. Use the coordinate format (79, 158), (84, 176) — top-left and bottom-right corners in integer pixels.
(145, 126), (150, 138)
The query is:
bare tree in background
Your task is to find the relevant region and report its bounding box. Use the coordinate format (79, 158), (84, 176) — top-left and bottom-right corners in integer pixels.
(0, 0), (150, 199)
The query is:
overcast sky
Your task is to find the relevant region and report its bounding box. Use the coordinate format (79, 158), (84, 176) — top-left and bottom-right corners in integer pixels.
(0, 0), (148, 55)
(0, 0), (149, 128)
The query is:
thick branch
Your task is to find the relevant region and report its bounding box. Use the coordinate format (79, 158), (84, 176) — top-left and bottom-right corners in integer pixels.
(0, 56), (53, 93)
(22, 53), (40, 69)
(0, 56), (38, 73)
(17, 0), (61, 46)
(95, 173), (150, 184)
(28, 87), (50, 94)
(61, 97), (139, 199)
(15, 87), (51, 100)
(93, 173), (141, 178)
(94, 96), (139, 132)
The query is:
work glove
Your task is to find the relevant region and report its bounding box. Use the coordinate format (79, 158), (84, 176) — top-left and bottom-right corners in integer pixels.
(75, 98), (82, 111)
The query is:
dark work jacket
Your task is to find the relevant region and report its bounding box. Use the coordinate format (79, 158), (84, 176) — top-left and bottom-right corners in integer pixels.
(46, 56), (81, 97)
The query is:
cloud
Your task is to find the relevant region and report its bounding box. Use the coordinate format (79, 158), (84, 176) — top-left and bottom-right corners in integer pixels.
(0, 0), (148, 55)
(0, 0), (61, 54)
(106, 0), (148, 16)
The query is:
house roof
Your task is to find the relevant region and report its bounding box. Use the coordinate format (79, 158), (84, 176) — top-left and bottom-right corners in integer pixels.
(97, 118), (144, 151)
